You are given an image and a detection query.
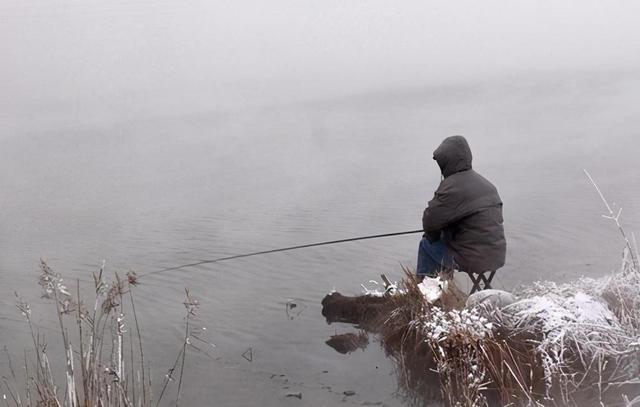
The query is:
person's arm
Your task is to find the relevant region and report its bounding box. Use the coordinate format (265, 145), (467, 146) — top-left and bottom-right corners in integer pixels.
(422, 182), (460, 237)
(423, 228), (441, 242)
(422, 201), (443, 242)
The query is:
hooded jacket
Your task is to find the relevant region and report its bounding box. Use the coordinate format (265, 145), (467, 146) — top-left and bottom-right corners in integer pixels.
(422, 136), (506, 273)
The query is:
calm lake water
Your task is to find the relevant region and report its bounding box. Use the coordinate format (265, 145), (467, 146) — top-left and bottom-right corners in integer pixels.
(2, 73), (640, 406)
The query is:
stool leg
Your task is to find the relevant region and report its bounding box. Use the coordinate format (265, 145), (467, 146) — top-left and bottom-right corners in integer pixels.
(467, 271), (497, 294)
(482, 270), (496, 290)
(467, 272), (482, 294)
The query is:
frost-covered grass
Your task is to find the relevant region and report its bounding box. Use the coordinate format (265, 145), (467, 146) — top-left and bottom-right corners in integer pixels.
(5, 260), (204, 407)
(378, 252), (640, 407)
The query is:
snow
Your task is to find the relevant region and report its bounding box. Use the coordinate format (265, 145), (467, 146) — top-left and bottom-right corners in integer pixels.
(417, 277), (445, 304)
(565, 291), (616, 325)
(360, 279), (401, 297)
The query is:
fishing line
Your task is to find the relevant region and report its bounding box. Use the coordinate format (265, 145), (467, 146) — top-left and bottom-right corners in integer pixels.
(142, 229), (423, 277)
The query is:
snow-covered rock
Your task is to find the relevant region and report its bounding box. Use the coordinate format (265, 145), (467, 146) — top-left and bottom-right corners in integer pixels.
(465, 289), (517, 310)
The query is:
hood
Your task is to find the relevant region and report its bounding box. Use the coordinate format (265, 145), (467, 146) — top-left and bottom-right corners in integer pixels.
(433, 135), (473, 177)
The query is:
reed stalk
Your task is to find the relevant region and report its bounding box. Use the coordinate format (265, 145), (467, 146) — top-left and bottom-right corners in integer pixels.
(584, 169), (639, 270)
(6, 261), (202, 407)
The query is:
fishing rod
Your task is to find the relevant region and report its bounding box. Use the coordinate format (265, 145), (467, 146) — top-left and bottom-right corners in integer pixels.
(142, 229), (424, 277)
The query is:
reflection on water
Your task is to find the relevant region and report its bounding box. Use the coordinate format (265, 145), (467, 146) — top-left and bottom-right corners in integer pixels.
(2, 73), (640, 406)
(325, 331), (369, 355)
(321, 278), (447, 406)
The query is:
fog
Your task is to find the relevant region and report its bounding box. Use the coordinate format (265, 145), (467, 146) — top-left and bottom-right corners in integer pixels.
(2, 3), (640, 406)
(2, 0), (640, 126)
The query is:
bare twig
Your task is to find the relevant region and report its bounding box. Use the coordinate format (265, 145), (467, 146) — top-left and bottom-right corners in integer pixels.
(155, 347), (184, 407)
(127, 272), (146, 407)
(176, 289), (198, 407)
(584, 169), (638, 270)
(633, 233), (639, 273)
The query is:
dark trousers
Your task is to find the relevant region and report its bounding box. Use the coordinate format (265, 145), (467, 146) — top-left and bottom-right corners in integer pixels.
(416, 238), (454, 278)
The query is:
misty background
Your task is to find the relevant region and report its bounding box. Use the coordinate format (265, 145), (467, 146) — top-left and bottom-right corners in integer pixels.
(2, 1), (640, 126)
(2, 2), (640, 406)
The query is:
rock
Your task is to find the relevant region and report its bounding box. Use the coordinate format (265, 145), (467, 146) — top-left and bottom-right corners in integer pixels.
(285, 392), (302, 399)
(466, 289), (517, 310)
(343, 390), (356, 396)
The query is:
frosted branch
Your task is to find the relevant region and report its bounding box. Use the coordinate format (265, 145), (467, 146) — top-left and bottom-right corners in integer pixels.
(583, 169), (638, 271)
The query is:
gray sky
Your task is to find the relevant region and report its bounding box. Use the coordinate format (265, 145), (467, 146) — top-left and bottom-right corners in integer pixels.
(2, 0), (640, 119)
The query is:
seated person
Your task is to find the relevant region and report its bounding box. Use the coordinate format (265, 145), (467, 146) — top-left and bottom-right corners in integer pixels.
(418, 135), (506, 279)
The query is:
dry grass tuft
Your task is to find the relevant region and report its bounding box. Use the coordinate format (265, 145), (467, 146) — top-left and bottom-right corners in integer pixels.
(375, 256), (640, 407)
(6, 261), (205, 407)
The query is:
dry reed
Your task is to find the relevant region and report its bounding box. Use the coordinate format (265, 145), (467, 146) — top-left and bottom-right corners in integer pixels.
(377, 256), (640, 407)
(5, 261), (203, 407)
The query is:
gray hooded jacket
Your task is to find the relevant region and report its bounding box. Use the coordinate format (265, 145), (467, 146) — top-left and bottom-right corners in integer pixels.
(422, 136), (506, 273)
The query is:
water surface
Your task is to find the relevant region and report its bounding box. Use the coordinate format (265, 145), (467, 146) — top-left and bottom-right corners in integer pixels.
(2, 73), (640, 406)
